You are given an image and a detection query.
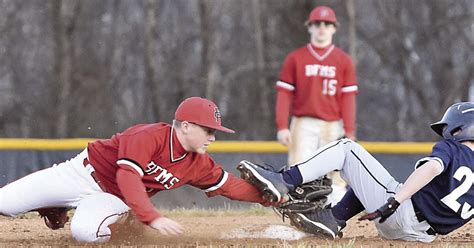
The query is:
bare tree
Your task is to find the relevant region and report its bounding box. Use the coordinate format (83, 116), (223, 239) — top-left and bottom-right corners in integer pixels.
(50, 0), (80, 137)
(0, 0), (471, 141)
(355, 0), (472, 141)
(251, 0), (272, 135)
(198, 0), (219, 100)
(345, 0), (357, 63)
(144, 0), (161, 121)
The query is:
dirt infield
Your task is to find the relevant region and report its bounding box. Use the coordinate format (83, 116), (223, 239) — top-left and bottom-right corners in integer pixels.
(0, 211), (472, 247)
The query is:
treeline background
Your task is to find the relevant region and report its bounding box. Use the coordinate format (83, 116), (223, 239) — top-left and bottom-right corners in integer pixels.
(0, 0), (472, 141)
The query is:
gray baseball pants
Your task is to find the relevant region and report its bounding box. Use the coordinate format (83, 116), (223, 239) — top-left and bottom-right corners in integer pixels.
(296, 139), (436, 242)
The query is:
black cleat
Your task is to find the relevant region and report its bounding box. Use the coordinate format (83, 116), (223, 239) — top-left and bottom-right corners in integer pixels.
(288, 209), (346, 239)
(237, 160), (295, 202)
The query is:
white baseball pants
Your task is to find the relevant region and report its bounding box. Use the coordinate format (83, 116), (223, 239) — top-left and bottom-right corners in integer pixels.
(0, 149), (130, 242)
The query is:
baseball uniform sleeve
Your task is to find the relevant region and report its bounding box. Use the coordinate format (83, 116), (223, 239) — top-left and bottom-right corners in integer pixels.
(116, 130), (158, 177)
(415, 140), (453, 173)
(342, 56), (358, 90)
(277, 53), (297, 91)
(275, 54), (297, 130)
(208, 173), (270, 205)
(116, 166), (161, 224)
(188, 155), (229, 190)
(189, 157), (269, 205)
(341, 93), (356, 137)
(341, 56), (358, 137)
(275, 90), (293, 130)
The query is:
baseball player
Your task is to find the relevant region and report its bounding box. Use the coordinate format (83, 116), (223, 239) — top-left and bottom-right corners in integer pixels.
(275, 6), (358, 205)
(239, 102), (474, 242)
(0, 97), (273, 243)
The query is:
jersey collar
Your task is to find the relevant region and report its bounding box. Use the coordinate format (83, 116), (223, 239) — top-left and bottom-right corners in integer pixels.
(170, 126), (188, 163)
(307, 43), (335, 61)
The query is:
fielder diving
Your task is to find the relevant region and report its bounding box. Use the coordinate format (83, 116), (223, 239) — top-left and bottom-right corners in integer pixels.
(0, 97), (274, 242)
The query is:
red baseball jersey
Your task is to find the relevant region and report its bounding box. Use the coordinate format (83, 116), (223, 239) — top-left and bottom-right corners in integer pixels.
(275, 44), (358, 133)
(87, 123), (265, 223)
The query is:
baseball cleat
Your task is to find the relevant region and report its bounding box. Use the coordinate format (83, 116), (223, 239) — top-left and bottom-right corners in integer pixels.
(288, 209), (346, 239)
(237, 160), (295, 202)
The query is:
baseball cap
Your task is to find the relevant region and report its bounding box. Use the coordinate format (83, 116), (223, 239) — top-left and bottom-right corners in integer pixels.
(306, 6), (338, 25)
(175, 97), (235, 133)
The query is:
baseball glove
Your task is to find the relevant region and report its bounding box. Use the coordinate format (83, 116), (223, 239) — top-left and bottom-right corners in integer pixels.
(251, 162), (333, 223)
(275, 176), (333, 222)
(37, 207), (70, 230)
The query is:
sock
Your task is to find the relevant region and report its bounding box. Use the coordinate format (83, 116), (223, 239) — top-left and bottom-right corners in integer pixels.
(331, 188), (364, 222)
(282, 166), (303, 186)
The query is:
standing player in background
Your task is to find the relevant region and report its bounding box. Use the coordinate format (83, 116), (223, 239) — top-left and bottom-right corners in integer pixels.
(239, 102), (474, 242)
(275, 6), (359, 205)
(0, 97), (273, 243)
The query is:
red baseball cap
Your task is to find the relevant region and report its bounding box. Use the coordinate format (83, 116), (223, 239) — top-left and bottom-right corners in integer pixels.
(175, 97), (235, 133)
(306, 6), (338, 25)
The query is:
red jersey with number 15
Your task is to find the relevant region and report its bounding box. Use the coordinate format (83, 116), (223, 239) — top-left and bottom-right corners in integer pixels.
(276, 44), (358, 121)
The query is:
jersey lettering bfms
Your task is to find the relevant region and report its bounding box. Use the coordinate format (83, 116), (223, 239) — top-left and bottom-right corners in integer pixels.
(412, 139), (474, 234)
(87, 123), (265, 223)
(275, 44), (358, 131)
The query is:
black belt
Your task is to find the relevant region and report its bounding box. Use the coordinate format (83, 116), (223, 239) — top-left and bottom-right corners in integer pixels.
(412, 200), (436, 236)
(83, 158), (107, 192)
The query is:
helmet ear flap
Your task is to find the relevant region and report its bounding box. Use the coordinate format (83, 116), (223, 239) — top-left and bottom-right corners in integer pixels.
(443, 125), (462, 141)
(449, 126), (462, 137)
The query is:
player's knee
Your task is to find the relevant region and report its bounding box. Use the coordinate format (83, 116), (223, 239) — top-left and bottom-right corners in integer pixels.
(0, 189), (20, 217)
(70, 221), (111, 243)
(341, 138), (361, 150)
(340, 137), (353, 143)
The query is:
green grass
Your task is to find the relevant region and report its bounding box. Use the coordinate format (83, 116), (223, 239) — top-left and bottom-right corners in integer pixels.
(15, 205), (275, 219)
(160, 205), (275, 217)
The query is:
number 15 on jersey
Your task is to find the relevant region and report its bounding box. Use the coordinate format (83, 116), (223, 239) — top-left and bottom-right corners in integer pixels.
(322, 79), (337, 96)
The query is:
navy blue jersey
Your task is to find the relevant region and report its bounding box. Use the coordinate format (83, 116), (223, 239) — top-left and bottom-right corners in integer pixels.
(412, 139), (473, 235)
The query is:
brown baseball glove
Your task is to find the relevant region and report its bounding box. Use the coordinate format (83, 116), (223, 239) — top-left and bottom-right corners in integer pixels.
(37, 207), (70, 230)
(275, 177), (333, 221)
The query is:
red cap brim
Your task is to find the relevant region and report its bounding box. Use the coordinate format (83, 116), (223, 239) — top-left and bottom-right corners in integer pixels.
(202, 124), (235, 134)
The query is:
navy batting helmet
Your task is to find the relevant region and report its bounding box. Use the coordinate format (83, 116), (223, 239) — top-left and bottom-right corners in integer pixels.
(430, 102), (474, 142)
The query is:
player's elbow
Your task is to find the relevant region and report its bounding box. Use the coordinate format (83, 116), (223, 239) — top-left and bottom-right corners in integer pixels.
(424, 161), (443, 177)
